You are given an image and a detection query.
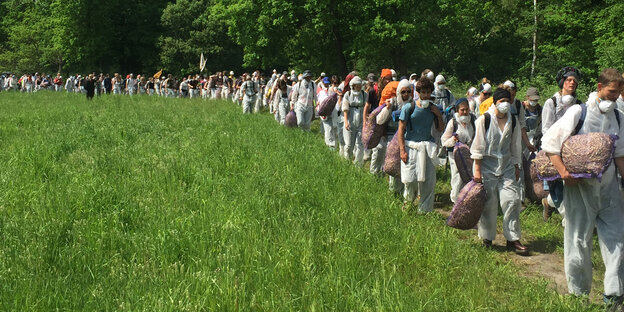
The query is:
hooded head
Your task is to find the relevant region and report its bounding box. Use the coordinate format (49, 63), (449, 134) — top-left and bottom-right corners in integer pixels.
(390, 69), (397, 80)
(349, 76), (363, 88)
(396, 79), (412, 105)
(435, 74), (446, 85)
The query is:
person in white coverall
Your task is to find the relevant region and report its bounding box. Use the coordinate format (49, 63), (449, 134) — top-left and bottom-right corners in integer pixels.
(541, 68), (624, 306)
(240, 74), (259, 114)
(471, 87), (527, 253)
(342, 76), (368, 166)
(398, 77), (444, 213)
(541, 66), (583, 222)
(441, 99), (475, 203)
(290, 70), (317, 131)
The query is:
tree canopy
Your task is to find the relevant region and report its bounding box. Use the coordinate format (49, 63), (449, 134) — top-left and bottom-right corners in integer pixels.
(0, 0), (622, 84)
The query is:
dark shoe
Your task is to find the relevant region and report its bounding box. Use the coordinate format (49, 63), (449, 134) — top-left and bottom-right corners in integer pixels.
(604, 295), (624, 311)
(483, 239), (493, 249)
(542, 198), (555, 222)
(507, 240), (528, 254)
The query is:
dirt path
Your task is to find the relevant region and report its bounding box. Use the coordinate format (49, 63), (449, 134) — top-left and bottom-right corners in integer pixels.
(434, 208), (597, 300)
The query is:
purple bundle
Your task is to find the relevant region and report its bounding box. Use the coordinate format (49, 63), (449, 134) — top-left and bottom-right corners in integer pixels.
(285, 110), (297, 128)
(453, 142), (473, 183)
(317, 92), (338, 117)
(447, 180), (486, 230)
(533, 133), (617, 181)
(362, 105), (387, 149)
(383, 132), (401, 177)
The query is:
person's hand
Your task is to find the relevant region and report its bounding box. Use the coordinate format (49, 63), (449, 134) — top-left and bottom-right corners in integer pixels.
(561, 170), (579, 187)
(385, 99), (392, 107)
(473, 169), (482, 183)
(453, 133), (459, 142)
(515, 166), (520, 181)
(527, 144), (537, 153)
(400, 149), (408, 163)
(345, 120), (351, 131)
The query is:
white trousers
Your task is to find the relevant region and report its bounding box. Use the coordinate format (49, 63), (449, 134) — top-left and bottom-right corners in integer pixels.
(563, 175), (624, 296)
(478, 167), (521, 242)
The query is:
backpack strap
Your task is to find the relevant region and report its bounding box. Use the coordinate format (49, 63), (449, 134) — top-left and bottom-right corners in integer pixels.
(452, 118), (458, 133)
(573, 104), (587, 135)
(484, 112), (516, 134)
(551, 96), (557, 109)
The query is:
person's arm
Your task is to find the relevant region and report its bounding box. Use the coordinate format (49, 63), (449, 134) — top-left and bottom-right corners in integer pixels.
(470, 115), (486, 183)
(547, 153), (578, 186)
(510, 116), (523, 181)
(342, 92), (351, 130)
(521, 128), (536, 152)
(398, 120), (408, 163)
(363, 102), (371, 128)
(441, 119), (457, 148)
(615, 157), (624, 180)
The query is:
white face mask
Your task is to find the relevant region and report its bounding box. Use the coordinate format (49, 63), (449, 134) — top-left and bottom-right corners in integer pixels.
(420, 100), (431, 108)
(458, 115), (470, 124)
(496, 101), (510, 114)
(561, 94), (574, 106)
(529, 101), (538, 107)
(437, 84), (445, 91)
(598, 99), (616, 113)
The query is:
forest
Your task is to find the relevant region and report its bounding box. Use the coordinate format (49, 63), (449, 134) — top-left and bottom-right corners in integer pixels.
(0, 0), (622, 84)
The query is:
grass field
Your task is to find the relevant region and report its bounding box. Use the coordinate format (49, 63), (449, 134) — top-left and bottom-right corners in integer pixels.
(0, 92), (604, 311)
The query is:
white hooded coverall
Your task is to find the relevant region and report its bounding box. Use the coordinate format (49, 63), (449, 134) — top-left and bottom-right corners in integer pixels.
(541, 94), (624, 297)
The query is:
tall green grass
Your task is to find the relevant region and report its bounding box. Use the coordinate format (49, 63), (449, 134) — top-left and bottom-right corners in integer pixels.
(0, 92), (599, 311)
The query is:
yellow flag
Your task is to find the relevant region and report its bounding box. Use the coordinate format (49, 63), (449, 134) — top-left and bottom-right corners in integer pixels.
(153, 69), (162, 79)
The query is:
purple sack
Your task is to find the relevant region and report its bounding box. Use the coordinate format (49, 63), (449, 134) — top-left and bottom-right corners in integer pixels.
(285, 110), (297, 128)
(447, 180), (486, 230)
(453, 142), (473, 183)
(317, 92), (338, 117)
(523, 154), (538, 203)
(362, 105), (387, 149)
(383, 132), (401, 177)
(534, 133), (617, 181)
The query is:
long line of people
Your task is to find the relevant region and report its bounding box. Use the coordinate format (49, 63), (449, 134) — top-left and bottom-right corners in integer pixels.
(3, 66), (624, 307)
(239, 66), (624, 308)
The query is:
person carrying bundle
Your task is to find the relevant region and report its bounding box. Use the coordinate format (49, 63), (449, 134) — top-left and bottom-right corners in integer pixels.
(541, 69), (624, 307)
(441, 99), (475, 203)
(471, 87), (526, 253)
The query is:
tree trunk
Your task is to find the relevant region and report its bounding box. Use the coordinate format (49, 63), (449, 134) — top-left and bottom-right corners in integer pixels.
(331, 26), (349, 77)
(531, 0), (537, 79)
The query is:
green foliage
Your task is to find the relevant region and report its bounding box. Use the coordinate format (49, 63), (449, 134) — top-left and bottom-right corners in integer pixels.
(0, 0), (622, 85)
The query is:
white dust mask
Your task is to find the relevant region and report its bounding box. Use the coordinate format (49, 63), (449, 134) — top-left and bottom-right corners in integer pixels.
(599, 99), (616, 113)
(458, 115), (470, 124)
(496, 101), (510, 114)
(420, 100), (431, 108)
(561, 95), (574, 106)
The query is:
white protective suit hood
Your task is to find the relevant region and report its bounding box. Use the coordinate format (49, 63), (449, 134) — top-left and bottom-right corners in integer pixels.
(396, 79), (412, 106)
